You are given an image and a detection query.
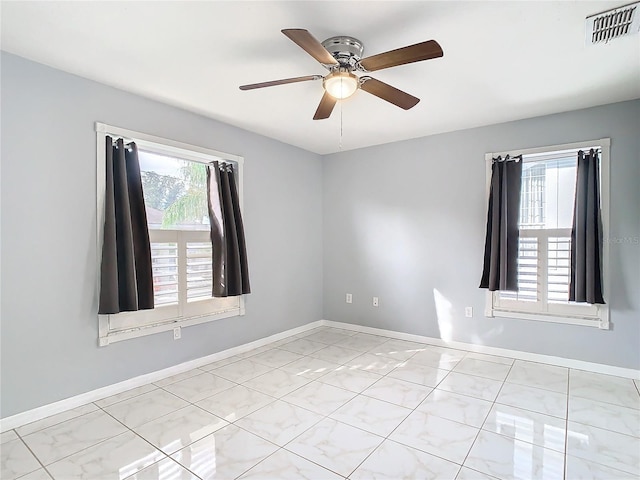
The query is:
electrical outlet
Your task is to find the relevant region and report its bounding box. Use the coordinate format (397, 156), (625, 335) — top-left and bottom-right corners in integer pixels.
(465, 307), (473, 318)
(173, 326), (181, 340)
(373, 296), (379, 307)
(346, 293), (353, 304)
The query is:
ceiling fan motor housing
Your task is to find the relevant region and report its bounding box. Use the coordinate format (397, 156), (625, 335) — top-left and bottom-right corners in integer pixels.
(321, 36), (364, 69)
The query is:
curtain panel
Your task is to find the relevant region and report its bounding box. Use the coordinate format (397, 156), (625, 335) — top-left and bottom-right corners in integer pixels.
(99, 137), (154, 314)
(480, 157), (523, 292)
(206, 162), (250, 297)
(570, 149), (605, 304)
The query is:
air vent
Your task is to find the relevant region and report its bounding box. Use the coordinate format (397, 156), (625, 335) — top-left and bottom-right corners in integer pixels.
(586, 2), (640, 44)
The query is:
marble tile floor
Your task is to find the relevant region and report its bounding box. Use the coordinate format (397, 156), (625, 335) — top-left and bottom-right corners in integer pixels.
(2, 326), (639, 479)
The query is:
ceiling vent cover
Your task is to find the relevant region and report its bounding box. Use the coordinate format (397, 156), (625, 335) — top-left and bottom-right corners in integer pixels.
(586, 2), (640, 44)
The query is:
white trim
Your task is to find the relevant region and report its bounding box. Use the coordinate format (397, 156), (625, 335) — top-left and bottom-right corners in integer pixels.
(491, 310), (601, 327)
(0, 321), (324, 432)
(95, 122), (243, 163)
(96, 122), (246, 345)
(484, 139), (610, 328)
(320, 320), (639, 379)
(488, 137), (610, 159)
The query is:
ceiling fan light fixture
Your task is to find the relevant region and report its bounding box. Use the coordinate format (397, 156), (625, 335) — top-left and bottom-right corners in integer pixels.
(323, 71), (358, 99)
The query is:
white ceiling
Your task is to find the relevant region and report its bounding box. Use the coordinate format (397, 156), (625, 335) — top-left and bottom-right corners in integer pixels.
(2, 1), (639, 154)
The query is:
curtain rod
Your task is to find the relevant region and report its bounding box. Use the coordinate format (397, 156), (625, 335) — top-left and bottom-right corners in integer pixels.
(492, 154), (522, 163)
(493, 146), (603, 162)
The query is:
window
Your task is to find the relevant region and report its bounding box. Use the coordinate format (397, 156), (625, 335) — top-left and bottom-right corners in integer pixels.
(96, 123), (245, 345)
(485, 139), (610, 328)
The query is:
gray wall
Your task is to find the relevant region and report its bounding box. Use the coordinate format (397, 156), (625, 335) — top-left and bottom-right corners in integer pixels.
(323, 99), (640, 369)
(2, 52), (638, 419)
(0, 53), (323, 417)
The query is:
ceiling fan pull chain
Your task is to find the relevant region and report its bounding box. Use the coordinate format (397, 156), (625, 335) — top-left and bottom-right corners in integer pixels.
(340, 101), (343, 150)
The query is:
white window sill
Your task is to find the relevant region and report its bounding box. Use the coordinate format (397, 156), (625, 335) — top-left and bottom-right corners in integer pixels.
(488, 308), (609, 329)
(98, 306), (245, 346)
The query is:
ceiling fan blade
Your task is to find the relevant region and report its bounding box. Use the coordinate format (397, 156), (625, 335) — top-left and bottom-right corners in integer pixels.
(239, 75), (321, 90)
(359, 40), (443, 72)
(313, 91), (337, 120)
(359, 77), (420, 110)
(282, 29), (339, 66)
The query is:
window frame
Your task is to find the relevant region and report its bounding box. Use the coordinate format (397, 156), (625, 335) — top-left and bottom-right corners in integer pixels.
(95, 122), (245, 346)
(484, 138), (610, 329)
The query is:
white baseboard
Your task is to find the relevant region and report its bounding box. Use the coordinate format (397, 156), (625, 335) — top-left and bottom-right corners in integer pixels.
(321, 320), (640, 380)
(4, 318), (638, 432)
(0, 320), (323, 432)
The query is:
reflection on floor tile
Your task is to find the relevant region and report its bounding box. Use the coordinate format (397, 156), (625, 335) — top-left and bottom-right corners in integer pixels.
(436, 372), (503, 401)
(386, 361), (449, 387)
(366, 339), (426, 361)
(161, 371), (235, 403)
(133, 404), (228, 454)
(482, 403), (566, 452)
(345, 352), (403, 375)
(361, 375), (433, 408)
(350, 439), (460, 480)
(464, 429), (565, 480)
(281, 380), (356, 415)
(103, 389), (189, 428)
(209, 358), (273, 383)
(195, 384), (275, 422)
(285, 418), (383, 478)
(496, 382), (567, 418)
(171, 424), (278, 479)
(334, 332), (388, 351)
(329, 395), (412, 437)
(247, 348), (304, 369)
(243, 368), (311, 397)
(22, 410), (128, 465)
(318, 367), (383, 393)
(4, 328), (639, 479)
(463, 352), (514, 366)
(417, 389), (492, 427)
(390, 410), (479, 464)
(238, 448), (343, 480)
(278, 356), (341, 380)
(236, 400), (323, 446)
(409, 346), (466, 371)
(47, 431), (164, 479)
(452, 358), (511, 381)
(309, 345), (363, 364)
(123, 457), (198, 480)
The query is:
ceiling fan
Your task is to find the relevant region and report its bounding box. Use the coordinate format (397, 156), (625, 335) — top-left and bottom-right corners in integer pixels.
(239, 29), (444, 120)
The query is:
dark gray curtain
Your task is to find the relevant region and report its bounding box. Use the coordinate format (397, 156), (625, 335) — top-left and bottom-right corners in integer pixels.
(569, 149), (605, 304)
(99, 137), (154, 314)
(206, 162), (250, 297)
(480, 157), (523, 291)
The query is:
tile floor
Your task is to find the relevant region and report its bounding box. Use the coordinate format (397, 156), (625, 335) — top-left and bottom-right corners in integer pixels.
(2, 326), (639, 479)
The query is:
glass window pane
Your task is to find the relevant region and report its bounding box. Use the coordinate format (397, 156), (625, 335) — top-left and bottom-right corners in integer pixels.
(519, 156), (576, 230)
(139, 150), (210, 231)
